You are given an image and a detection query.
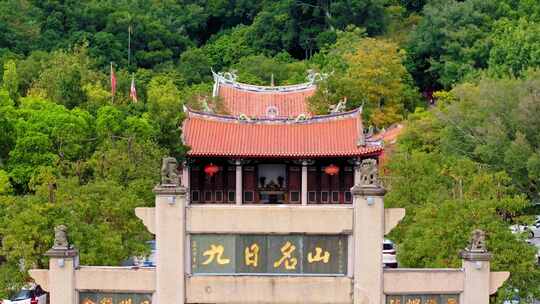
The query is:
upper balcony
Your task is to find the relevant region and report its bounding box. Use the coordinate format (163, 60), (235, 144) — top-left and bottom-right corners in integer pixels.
(184, 158), (366, 205)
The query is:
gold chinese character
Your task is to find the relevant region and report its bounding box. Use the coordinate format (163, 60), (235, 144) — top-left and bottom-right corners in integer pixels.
(119, 298), (133, 304)
(245, 243), (260, 267)
(389, 298), (401, 304)
(447, 299), (457, 304)
(406, 299), (421, 304)
(100, 298), (113, 304)
(273, 241), (298, 270)
(426, 297), (438, 304)
(140, 301), (150, 304)
(307, 247), (330, 263)
(82, 299), (96, 304)
(202, 244), (231, 265)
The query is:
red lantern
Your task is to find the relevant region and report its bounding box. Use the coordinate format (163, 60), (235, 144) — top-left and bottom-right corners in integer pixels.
(324, 164), (340, 176)
(204, 163), (219, 176)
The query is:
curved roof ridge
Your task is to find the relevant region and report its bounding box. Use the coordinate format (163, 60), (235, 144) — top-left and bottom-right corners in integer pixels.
(212, 70), (316, 93)
(185, 107), (362, 125)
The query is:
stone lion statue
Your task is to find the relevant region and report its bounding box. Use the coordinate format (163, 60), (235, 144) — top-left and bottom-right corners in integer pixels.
(359, 159), (379, 187)
(467, 229), (487, 252)
(161, 157), (180, 185)
(53, 225), (69, 249)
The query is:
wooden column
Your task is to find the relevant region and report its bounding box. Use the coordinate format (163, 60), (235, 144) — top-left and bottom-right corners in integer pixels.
(182, 162), (190, 189)
(235, 159), (243, 205)
(353, 158), (362, 186)
(301, 160), (308, 205)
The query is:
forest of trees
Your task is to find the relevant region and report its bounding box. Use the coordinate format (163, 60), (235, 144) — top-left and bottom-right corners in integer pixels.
(0, 0), (539, 302)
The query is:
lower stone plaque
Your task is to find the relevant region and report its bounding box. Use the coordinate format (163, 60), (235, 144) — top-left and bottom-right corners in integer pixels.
(386, 294), (459, 304)
(79, 292), (152, 304)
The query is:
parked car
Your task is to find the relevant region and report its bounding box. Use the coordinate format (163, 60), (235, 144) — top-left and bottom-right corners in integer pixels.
(141, 240), (156, 267)
(383, 239), (398, 268)
(0, 284), (47, 304)
(510, 216), (540, 239)
(528, 219), (540, 238)
(502, 289), (540, 304)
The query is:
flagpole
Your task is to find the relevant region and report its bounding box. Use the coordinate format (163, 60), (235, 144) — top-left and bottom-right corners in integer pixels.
(110, 62), (114, 103)
(128, 24), (132, 69)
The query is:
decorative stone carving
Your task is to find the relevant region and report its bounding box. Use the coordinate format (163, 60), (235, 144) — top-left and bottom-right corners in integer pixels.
(161, 157), (180, 185)
(460, 229), (491, 261)
(46, 225), (78, 258)
(467, 229), (487, 253)
(359, 159), (379, 187)
(306, 70), (329, 84)
(201, 98), (213, 113)
(219, 70), (238, 82)
(53, 225), (69, 250)
(364, 126), (374, 138)
(329, 98), (347, 113)
(238, 113), (252, 122)
(294, 113), (310, 122)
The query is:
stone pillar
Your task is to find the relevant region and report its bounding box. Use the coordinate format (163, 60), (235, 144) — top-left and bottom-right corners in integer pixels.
(460, 232), (492, 304)
(301, 160), (308, 205)
(154, 185), (187, 304)
(353, 158), (362, 186)
(182, 162), (190, 190)
(235, 159), (243, 205)
(44, 229), (78, 304)
(352, 184), (386, 304)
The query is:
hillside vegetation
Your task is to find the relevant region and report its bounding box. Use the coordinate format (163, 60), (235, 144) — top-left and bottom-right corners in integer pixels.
(0, 0), (539, 301)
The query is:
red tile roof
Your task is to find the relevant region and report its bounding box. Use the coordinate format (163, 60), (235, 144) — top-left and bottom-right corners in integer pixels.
(217, 82), (315, 118)
(182, 109), (383, 158)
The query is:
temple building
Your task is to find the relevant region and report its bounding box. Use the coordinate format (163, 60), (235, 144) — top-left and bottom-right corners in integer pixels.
(182, 70), (382, 205)
(30, 72), (509, 304)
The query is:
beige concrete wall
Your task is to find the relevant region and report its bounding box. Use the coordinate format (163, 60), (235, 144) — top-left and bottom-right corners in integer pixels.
(384, 208), (405, 235)
(186, 276), (353, 304)
(154, 187), (186, 304)
(187, 205), (354, 234)
(462, 260), (490, 304)
(75, 266), (156, 292)
(48, 258), (76, 304)
(28, 269), (49, 291)
(353, 192), (384, 304)
(135, 207), (156, 234)
(383, 269), (464, 294)
(490, 272), (510, 295)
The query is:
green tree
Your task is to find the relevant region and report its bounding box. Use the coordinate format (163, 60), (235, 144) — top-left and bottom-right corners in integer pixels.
(0, 90), (16, 165)
(488, 18), (540, 77)
(0, 169), (12, 195)
(385, 72), (540, 301)
(0, 177), (153, 294)
(406, 0), (499, 90)
(146, 75), (186, 156)
(2, 60), (19, 101)
(311, 37), (421, 127)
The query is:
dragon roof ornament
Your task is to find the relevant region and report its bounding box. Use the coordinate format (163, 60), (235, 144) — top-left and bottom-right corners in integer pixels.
(212, 69), (321, 93)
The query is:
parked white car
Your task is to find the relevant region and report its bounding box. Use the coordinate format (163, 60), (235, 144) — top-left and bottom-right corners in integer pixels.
(383, 239), (398, 268)
(510, 216), (540, 239)
(0, 284), (47, 304)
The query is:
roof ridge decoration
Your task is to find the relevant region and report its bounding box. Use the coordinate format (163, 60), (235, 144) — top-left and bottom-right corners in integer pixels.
(211, 69), (328, 95)
(329, 97), (347, 113)
(185, 106), (364, 125)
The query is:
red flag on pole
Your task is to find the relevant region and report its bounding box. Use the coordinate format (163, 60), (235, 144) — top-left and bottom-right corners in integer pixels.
(110, 62), (116, 98)
(130, 74), (138, 103)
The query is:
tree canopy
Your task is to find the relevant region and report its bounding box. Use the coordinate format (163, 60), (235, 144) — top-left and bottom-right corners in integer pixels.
(0, 0), (539, 301)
